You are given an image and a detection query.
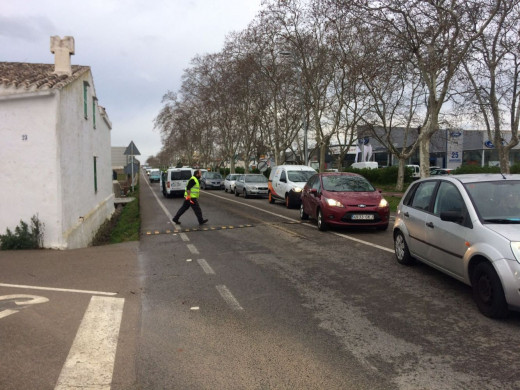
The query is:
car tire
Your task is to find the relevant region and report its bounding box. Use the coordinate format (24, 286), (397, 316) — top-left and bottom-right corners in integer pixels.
(394, 231), (414, 265)
(244, 189), (249, 199)
(225, 188), (228, 193)
(268, 191), (275, 204)
(317, 209), (327, 231)
(235, 189), (240, 197)
(300, 204), (309, 220)
(285, 195), (293, 209)
(471, 262), (509, 318)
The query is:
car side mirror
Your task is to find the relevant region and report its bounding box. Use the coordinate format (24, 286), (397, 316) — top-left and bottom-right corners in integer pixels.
(280, 178), (287, 183)
(310, 188), (318, 196)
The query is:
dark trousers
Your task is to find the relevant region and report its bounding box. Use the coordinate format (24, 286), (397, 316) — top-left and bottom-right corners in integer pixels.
(173, 198), (203, 223)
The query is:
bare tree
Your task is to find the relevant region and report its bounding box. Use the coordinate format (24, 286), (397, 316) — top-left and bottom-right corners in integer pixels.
(459, 0), (520, 173)
(357, 0), (503, 177)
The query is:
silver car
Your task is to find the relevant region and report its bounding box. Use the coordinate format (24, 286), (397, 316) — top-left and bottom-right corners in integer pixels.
(224, 173), (241, 193)
(234, 174), (269, 198)
(393, 174), (520, 318)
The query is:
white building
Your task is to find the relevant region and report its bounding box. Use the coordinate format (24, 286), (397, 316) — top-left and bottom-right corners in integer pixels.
(0, 36), (114, 249)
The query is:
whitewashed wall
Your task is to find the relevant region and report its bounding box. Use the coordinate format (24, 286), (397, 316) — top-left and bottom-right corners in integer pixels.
(0, 70), (114, 249)
(1, 92), (61, 246)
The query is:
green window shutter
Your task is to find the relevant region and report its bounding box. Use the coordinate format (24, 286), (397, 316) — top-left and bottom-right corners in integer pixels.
(93, 156), (98, 193)
(83, 81), (90, 119)
(92, 97), (97, 129)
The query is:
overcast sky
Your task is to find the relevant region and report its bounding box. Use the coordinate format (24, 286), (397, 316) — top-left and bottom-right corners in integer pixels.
(1, 0), (263, 163)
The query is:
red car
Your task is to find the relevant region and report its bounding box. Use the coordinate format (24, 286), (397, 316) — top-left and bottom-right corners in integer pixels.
(300, 172), (390, 231)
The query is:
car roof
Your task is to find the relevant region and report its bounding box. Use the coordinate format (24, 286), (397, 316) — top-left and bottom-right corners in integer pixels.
(317, 172), (362, 177)
(418, 173), (520, 184)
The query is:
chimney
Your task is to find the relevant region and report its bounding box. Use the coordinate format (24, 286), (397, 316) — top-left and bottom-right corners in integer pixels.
(50, 36), (75, 75)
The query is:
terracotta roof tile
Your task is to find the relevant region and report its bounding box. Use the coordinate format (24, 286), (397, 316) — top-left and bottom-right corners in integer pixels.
(0, 62), (90, 92)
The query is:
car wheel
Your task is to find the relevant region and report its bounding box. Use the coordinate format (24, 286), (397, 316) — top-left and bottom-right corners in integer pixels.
(300, 204), (309, 220)
(244, 189), (249, 199)
(235, 189), (240, 197)
(225, 187), (228, 193)
(394, 231), (414, 265)
(285, 195), (293, 209)
(471, 262), (509, 318)
(317, 209), (327, 231)
(268, 191), (275, 204)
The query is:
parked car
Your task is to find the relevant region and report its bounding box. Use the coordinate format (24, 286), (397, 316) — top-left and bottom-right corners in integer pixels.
(406, 164), (420, 179)
(300, 172), (390, 231)
(393, 174), (520, 318)
(224, 173), (241, 193)
(200, 171), (224, 190)
(149, 168), (161, 183)
(268, 165), (317, 208)
(430, 168), (452, 175)
(351, 161), (379, 170)
(235, 174), (269, 198)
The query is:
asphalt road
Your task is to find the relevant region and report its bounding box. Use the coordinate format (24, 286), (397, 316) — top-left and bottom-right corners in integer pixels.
(136, 173), (520, 389)
(2, 172), (520, 389)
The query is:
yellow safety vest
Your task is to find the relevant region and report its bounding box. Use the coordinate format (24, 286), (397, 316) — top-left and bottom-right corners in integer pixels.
(185, 176), (200, 198)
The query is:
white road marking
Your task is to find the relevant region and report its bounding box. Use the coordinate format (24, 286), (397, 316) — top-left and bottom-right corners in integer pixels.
(54, 296), (124, 390)
(180, 233), (190, 242)
(0, 283), (117, 296)
(187, 244), (199, 254)
(205, 191), (395, 254)
(216, 285), (244, 311)
(197, 259), (215, 275)
(144, 172), (174, 220)
(0, 309), (18, 319)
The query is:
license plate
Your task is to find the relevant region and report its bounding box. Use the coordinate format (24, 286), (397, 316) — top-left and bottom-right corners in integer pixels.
(352, 214), (374, 220)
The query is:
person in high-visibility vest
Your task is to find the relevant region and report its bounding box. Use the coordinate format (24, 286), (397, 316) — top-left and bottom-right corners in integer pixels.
(172, 169), (208, 225)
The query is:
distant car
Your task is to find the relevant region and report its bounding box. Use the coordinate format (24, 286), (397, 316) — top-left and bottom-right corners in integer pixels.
(224, 173), (241, 193)
(235, 174), (269, 198)
(406, 164), (420, 179)
(430, 168), (452, 175)
(200, 171), (224, 190)
(300, 172), (390, 231)
(149, 169), (161, 183)
(393, 174), (520, 318)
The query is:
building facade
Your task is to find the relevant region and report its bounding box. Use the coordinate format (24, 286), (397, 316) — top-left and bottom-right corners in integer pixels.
(0, 36), (114, 249)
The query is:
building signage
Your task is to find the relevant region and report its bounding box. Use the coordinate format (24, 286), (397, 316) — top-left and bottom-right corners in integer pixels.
(447, 130), (463, 169)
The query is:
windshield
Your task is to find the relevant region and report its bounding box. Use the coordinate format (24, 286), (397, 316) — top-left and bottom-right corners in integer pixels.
(465, 181), (520, 223)
(322, 175), (375, 192)
(245, 175), (267, 183)
(206, 172), (222, 179)
(287, 170), (315, 182)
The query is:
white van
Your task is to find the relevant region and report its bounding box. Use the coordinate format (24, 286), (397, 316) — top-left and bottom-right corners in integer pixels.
(268, 165), (317, 208)
(351, 161), (379, 169)
(406, 164), (421, 179)
(163, 167), (193, 197)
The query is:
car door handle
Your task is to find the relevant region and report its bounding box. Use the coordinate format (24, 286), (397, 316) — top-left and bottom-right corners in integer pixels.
(426, 222), (434, 228)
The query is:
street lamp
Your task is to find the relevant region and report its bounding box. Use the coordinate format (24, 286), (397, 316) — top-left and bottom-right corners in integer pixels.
(279, 51), (308, 165)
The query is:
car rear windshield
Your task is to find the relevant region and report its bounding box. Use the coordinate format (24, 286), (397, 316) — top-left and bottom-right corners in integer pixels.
(322, 175), (375, 192)
(171, 170), (192, 180)
(288, 171), (315, 182)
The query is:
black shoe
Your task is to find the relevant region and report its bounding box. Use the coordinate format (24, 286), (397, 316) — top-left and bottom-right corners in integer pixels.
(172, 218), (180, 224)
(199, 219), (208, 225)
